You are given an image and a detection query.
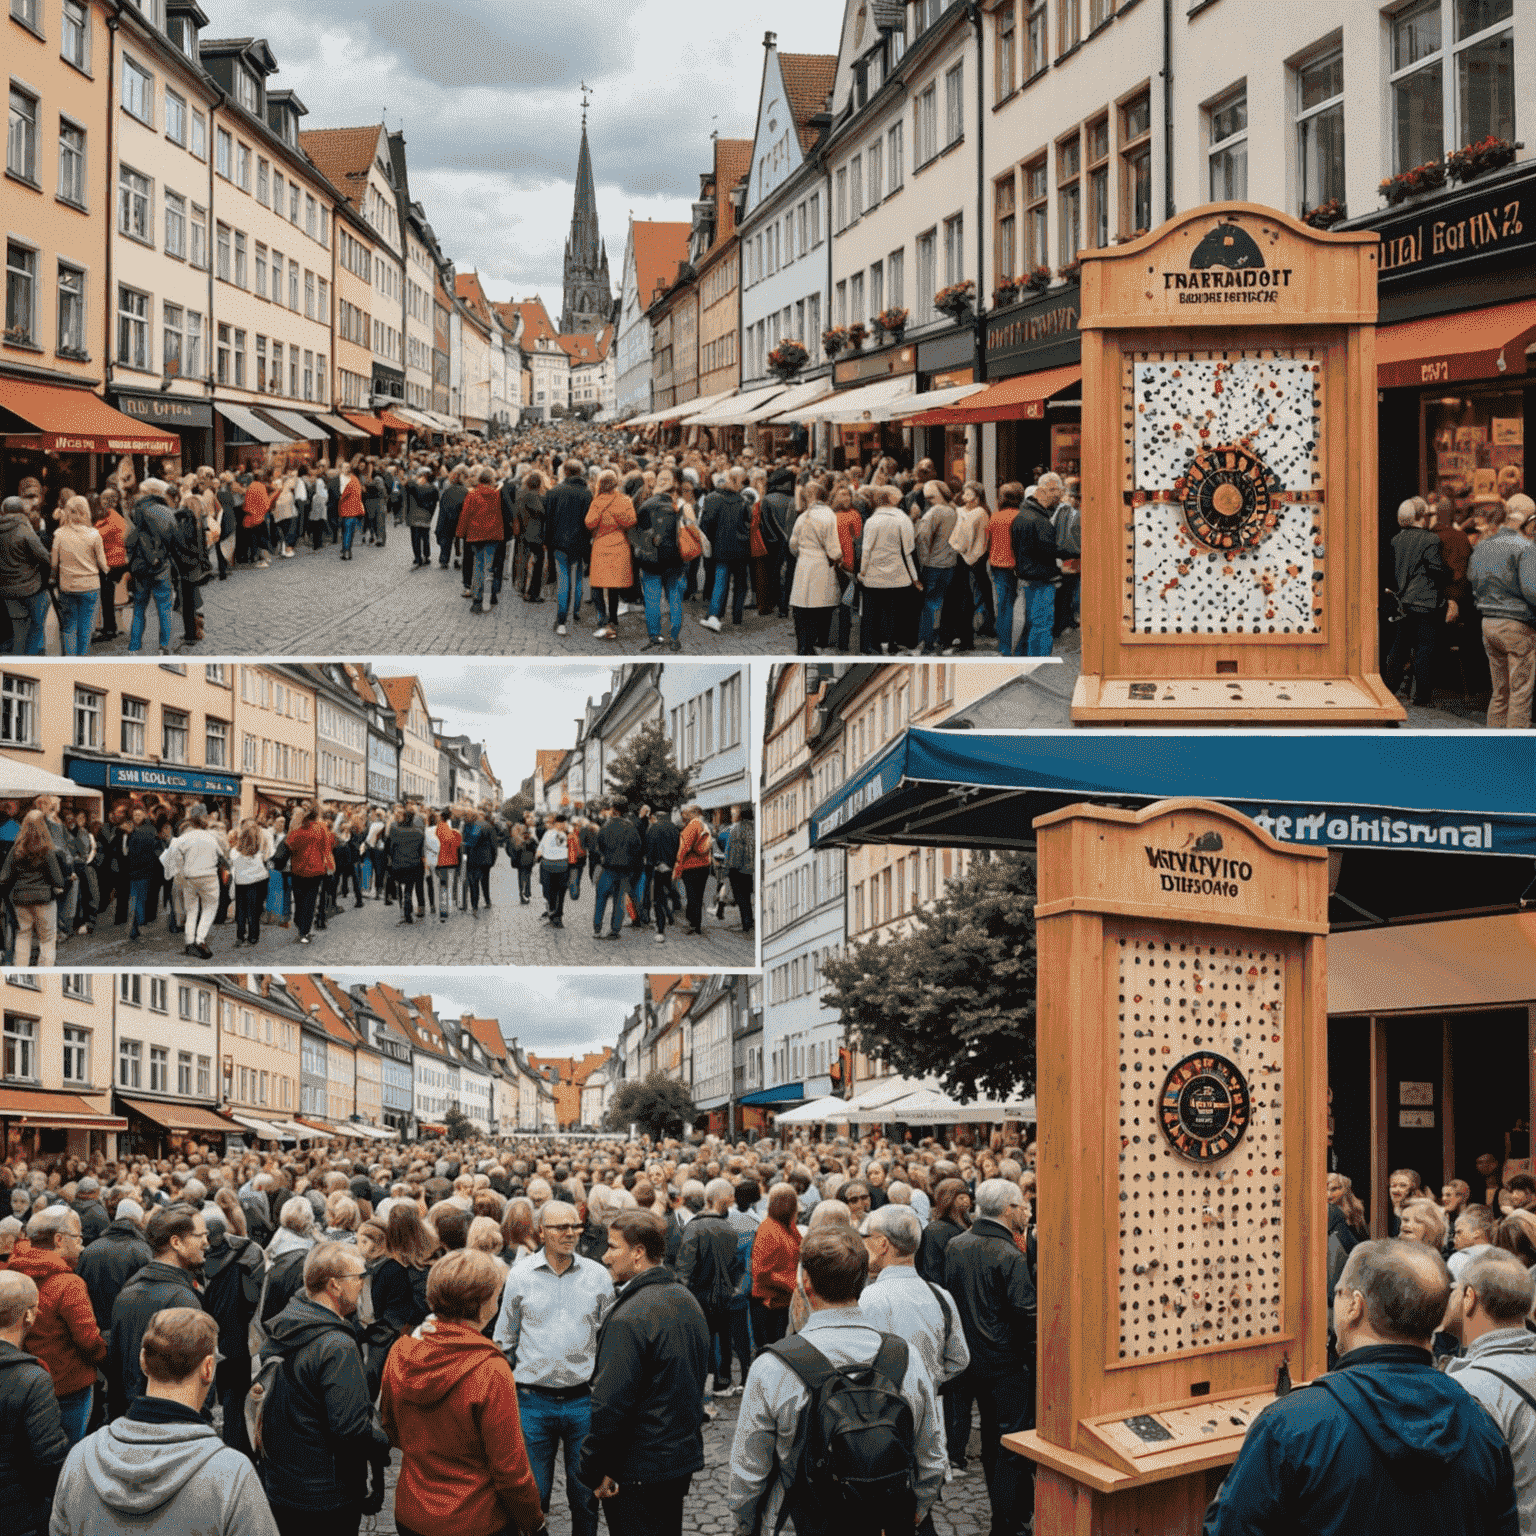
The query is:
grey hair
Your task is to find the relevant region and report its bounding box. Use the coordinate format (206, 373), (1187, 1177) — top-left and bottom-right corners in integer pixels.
(182, 1179), (207, 1205)
(116, 1198), (145, 1225)
(76, 1177), (99, 1196)
(1397, 499), (1420, 527)
(1036, 472), (1064, 493)
(1462, 1253), (1536, 1325)
(976, 1178), (1025, 1221)
(0, 1216), (21, 1240)
(139, 478), (170, 498)
(705, 1178), (734, 1209)
(538, 1199), (578, 1232)
(1337, 1239), (1451, 1343)
(26, 1206), (80, 1244)
(865, 1203), (923, 1255)
(279, 1196), (316, 1234)
(681, 1179), (706, 1214)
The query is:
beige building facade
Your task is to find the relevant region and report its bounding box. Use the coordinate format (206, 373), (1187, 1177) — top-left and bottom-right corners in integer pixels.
(234, 663), (316, 818)
(218, 977), (301, 1121)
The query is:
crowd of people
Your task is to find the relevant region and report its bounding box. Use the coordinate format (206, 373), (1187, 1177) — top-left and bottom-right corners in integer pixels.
(0, 791), (755, 966)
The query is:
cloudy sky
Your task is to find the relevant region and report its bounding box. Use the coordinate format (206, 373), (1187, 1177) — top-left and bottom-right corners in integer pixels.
(201, 0), (840, 317)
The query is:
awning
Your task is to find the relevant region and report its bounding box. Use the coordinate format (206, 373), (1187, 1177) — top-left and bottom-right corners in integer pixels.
(0, 378), (180, 455)
(119, 1097), (237, 1135)
(268, 1117), (333, 1141)
(841, 1076), (941, 1113)
(628, 389), (738, 428)
(378, 409), (416, 432)
(904, 363), (1081, 425)
(844, 1088), (1036, 1124)
(229, 1112), (294, 1142)
(785, 374), (916, 423)
(738, 1082), (807, 1107)
(740, 378), (835, 423)
(773, 1095), (850, 1125)
(1377, 298), (1536, 389)
(0, 1088), (126, 1131)
(1329, 913), (1536, 1014)
(418, 1122), (448, 1137)
(0, 758), (102, 803)
(214, 401), (293, 444)
(682, 388), (785, 426)
(342, 411), (386, 436)
(344, 1121), (399, 1141)
(260, 408), (325, 441)
(310, 413), (367, 439)
(393, 407), (436, 430)
(888, 381), (989, 423)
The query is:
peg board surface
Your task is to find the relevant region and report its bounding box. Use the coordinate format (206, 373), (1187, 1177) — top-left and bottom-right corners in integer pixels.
(1122, 349), (1326, 637)
(1114, 930), (1287, 1362)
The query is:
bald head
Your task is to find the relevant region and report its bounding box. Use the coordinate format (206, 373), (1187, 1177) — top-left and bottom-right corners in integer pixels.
(1506, 494), (1535, 530)
(1337, 1239), (1451, 1348)
(1, 498), (26, 520)
(0, 1269), (38, 1332)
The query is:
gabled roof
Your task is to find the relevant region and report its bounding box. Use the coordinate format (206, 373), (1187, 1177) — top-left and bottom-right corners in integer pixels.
(297, 125), (386, 217)
(456, 271), (502, 329)
(497, 298), (560, 353)
(364, 983), (454, 1063)
(712, 139), (754, 245)
(463, 1015), (508, 1062)
(631, 222), (691, 311)
(283, 974), (362, 1049)
(377, 676), (423, 723)
(535, 749), (567, 785)
(560, 323), (613, 366)
(780, 53), (837, 151)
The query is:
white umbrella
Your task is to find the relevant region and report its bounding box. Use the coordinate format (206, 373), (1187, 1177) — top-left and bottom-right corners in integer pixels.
(844, 1088), (1036, 1124)
(0, 756), (102, 804)
(773, 1095), (849, 1126)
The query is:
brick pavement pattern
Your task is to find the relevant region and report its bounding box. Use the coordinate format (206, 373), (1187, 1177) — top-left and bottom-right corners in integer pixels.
(59, 857), (756, 970)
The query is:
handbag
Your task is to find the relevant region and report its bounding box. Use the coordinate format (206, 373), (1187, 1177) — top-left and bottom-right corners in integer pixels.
(679, 520), (704, 562)
(270, 839), (291, 872)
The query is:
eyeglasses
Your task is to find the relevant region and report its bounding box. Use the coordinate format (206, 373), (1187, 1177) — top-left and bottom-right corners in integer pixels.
(543, 1223), (582, 1233)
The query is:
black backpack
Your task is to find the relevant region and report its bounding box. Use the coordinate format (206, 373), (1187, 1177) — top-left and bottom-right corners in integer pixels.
(767, 1332), (917, 1536)
(125, 501), (172, 580)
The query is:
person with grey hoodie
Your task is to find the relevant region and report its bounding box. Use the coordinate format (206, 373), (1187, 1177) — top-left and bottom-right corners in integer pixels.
(50, 1306), (277, 1536)
(0, 1269), (70, 1536)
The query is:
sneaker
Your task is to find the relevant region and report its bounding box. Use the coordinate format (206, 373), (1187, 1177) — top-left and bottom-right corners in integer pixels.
(700, 614), (722, 632)
(669, 637), (682, 652)
(555, 623), (567, 637)
(641, 636), (665, 651)
(655, 931), (666, 943)
(256, 559), (269, 569)
(617, 601), (631, 616)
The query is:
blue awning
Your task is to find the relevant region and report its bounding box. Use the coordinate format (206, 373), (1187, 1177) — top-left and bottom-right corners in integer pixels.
(809, 730), (1536, 859)
(738, 1082), (806, 1107)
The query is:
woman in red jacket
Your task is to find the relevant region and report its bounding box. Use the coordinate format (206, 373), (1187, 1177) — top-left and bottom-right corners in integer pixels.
(673, 804), (713, 935)
(456, 467), (506, 614)
(283, 807), (332, 945)
(381, 1250), (544, 1536)
(749, 1183), (802, 1351)
(336, 467), (366, 561)
(433, 812), (461, 922)
(240, 471), (272, 568)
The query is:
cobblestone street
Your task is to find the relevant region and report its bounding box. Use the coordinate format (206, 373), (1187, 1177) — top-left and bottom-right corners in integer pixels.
(56, 860), (756, 970)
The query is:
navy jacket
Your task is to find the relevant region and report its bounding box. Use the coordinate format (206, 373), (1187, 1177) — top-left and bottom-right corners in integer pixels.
(545, 477), (594, 557)
(1202, 1344), (1519, 1536)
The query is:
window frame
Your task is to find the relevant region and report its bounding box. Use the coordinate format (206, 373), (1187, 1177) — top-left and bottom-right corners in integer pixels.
(1118, 88), (1153, 239)
(1206, 82), (1249, 202)
(1057, 130), (1082, 268)
(56, 262), (85, 356)
(5, 240), (38, 348)
(56, 117), (86, 207)
(121, 55), (154, 126)
(1295, 46), (1346, 216)
(7, 83), (40, 186)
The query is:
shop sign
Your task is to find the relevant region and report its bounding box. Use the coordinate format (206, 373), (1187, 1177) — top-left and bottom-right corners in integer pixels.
(114, 393), (214, 429)
(1363, 163), (1536, 289)
(1142, 834), (1255, 900)
(834, 345), (916, 385)
(1156, 222), (1294, 309)
(65, 757), (240, 798)
(987, 289), (1081, 375)
(916, 330), (974, 377)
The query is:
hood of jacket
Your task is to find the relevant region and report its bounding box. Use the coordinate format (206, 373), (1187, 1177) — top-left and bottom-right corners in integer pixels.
(264, 1294), (357, 1361)
(387, 1318), (505, 1408)
(100, 1218), (148, 1246)
(7, 1240), (74, 1283)
(75, 1413), (227, 1515)
(265, 1226), (315, 1262)
(1316, 1345), (1477, 1475)
(767, 467), (797, 494)
(0, 1340), (43, 1376)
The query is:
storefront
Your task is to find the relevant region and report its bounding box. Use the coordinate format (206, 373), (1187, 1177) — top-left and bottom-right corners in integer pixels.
(110, 391), (214, 476)
(309, 411), (370, 463)
(213, 400), (295, 471)
(827, 343), (917, 468)
(116, 1095), (235, 1158)
(0, 1087), (126, 1161)
(64, 757), (241, 827)
(913, 331), (975, 482)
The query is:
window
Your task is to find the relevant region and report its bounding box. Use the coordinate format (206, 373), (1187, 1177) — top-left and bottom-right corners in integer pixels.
(1119, 90), (1152, 237)
(2, 1015), (34, 1080)
(189, 203), (206, 268)
(162, 708), (188, 762)
(215, 126), (230, 179)
(177, 1051), (191, 1096)
(1208, 85), (1247, 200)
(57, 120), (85, 204)
(118, 1038), (141, 1088)
(149, 976), (167, 1012)
(272, 169), (284, 217)
(72, 685), (102, 747)
(236, 66), (257, 113)
(943, 211), (964, 284)
(997, 2), (1017, 99)
(233, 327), (245, 388)
(216, 222), (230, 281)
(164, 189), (185, 256)
(234, 230), (247, 287)
(119, 974), (140, 1006)
(1086, 115), (1109, 248)
(5, 243), (36, 346)
(810, 189), (823, 243)
(886, 247), (903, 308)
(56, 266), (84, 354)
(197, 1055), (210, 1096)
(1455, 0), (1515, 150)
(236, 141), (249, 191)
(995, 174), (1017, 282)
(289, 183), (298, 222)
(1057, 133), (1081, 266)
(868, 138), (883, 208)
(1059, 0), (1080, 51)
(869, 257), (884, 318)
(850, 154), (863, 220)
(288, 259), (298, 310)
(1089, 0), (1114, 26)
(944, 61), (964, 147)
(122, 57), (153, 125)
(835, 167), (847, 230)
(177, 984), (192, 1019)
(255, 333), (266, 391)
(62, 1), (89, 69)
(120, 696), (146, 755)
(205, 717), (228, 767)
(915, 84), (937, 166)
(62, 1026), (88, 1084)
(1027, 0), (1048, 75)
(1023, 156), (1048, 269)
(185, 309), (201, 376)
(190, 109), (205, 159)
(165, 89), (185, 145)
(7, 86), (38, 185)
(117, 285), (149, 369)
(118, 166), (151, 242)
(305, 192), (317, 238)
(915, 227), (936, 321)
(149, 1046), (167, 1093)
(304, 269), (315, 318)
(1296, 50), (1345, 215)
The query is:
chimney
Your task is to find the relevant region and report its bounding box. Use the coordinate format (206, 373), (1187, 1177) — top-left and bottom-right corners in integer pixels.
(763, 30), (776, 48)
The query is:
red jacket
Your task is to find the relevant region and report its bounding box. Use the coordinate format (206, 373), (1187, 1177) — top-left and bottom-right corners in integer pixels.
(457, 484), (505, 543)
(7, 1240), (105, 1395)
(284, 823), (332, 879)
(381, 1318), (544, 1536)
(674, 818), (713, 879)
(337, 477), (365, 520)
(436, 824), (461, 867)
(750, 1217), (802, 1309)
(242, 483), (270, 529)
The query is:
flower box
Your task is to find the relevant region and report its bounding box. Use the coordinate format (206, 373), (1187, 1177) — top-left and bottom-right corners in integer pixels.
(821, 326), (850, 358)
(1379, 159), (1447, 206)
(767, 339), (808, 381)
(873, 306), (909, 342)
(934, 279), (976, 319)
(1024, 265), (1053, 293)
(1446, 136), (1523, 185)
(1058, 258), (1082, 283)
(1301, 198), (1346, 230)
(846, 322), (868, 350)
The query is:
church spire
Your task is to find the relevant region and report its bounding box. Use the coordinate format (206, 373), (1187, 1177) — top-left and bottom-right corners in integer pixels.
(560, 87), (611, 334)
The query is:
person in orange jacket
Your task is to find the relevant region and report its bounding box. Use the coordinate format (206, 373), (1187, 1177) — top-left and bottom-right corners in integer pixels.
(239, 471), (271, 568)
(336, 467), (366, 561)
(673, 804), (713, 935)
(456, 468), (506, 614)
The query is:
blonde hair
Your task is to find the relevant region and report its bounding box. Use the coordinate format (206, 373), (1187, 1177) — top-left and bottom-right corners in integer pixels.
(63, 496), (92, 527)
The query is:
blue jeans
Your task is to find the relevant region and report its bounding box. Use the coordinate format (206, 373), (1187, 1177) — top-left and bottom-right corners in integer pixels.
(642, 566), (685, 640)
(128, 877), (151, 939)
(57, 1385), (91, 1447)
(58, 590), (99, 656)
(554, 550), (584, 623)
(991, 569), (1019, 656)
(593, 867), (631, 936)
(129, 570), (174, 652)
(341, 518), (358, 554)
(1020, 580), (1055, 657)
(6, 591), (49, 655)
(516, 1386), (598, 1536)
(709, 558), (750, 623)
(918, 565), (954, 649)
(469, 541), (497, 602)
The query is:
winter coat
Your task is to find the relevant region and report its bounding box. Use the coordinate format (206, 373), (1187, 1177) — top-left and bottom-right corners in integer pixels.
(241, 483), (270, 530)
(283, 823), (331, 880)
(1467, 526), (1536, 626)
(514, 486), (545, 545)
(93, 509), (128, 569)
(69, 1200), (108, 1249)
(788, 503), (841, 608)
(987, 507), (1017, 569)
(0, 845), (64, 908)
(124, 825), (162, 881)
(646, 818), (681, 871)
(106, 1260), (205, 1419)
(461, 821), (497, 868)
(435, 482), (466, 542)
(760, 474), (796, 547)
(386, 821), (426, 871)
(49, 1397), (278, 1536)
(943, 1217), (1036, 1382)
(6, 1242), (105, 1396)
(725, 820), (755, 875)
(1202, 1344), (1519, 1536)
(674, 818), (713, 879)
(597, 816), (642, 874)
(380, 1319), (544, 1536)
(336, 477), (364, 521)
(0, 511), (51, 599)
(750, 1217), (801, 1310)
(456, 485), (504, 545)
(700, 489), (752, 562)
(0, 1340), (70, 1536)
(1009, 500), (1058, 583)
(578, 1266), (709, 1489)
(859, 504), (920, 589)
(917, 1216), (965, 1287)
(406, 481), (439, 529)
(916, 503), (960, 569)
(544, 476), (594, 557)
(676, 1210), (742, 1309)
(257, 1295), (389, 1513)
(76, 1222), (152, 1335)
(585, 492), (638, 588)
(200, 1232), (264, 1393)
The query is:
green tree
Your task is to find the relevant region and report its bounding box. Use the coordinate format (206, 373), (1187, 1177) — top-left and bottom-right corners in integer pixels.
(821, 851), (1037, 1103)
(604, 721), (696, 814)
(605, 1072), (698, 1139)
(443, 1105), (475, 1142)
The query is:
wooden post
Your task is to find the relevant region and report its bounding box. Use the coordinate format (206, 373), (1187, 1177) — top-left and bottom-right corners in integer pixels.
(1012, 798), (1330, 1535)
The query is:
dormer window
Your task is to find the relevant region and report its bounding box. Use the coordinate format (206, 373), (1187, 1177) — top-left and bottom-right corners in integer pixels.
(236, 68), (259, 114)
(167, 14), (194, 53)
(126, 0), (164, 29)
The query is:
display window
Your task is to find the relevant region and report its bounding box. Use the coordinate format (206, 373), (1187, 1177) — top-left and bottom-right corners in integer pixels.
(1423, 387), (1524, 514)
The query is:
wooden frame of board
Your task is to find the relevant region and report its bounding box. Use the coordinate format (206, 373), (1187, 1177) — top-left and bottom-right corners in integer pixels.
(1007, 798), (1330, 1535)
(1070, 203), (1403, 726)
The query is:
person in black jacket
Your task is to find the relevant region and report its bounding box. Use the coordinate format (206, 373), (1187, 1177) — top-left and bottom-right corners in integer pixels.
(105, 1202), (209, 1420)
(594, 800), (642, 942)
(760, 466), (797, 619)
(122, 807), (162, 942)
(919, 1177), (973, 1468)
(435, 468), (468, 571)
(258, 1242), (391, 1536)
(1383, 497), (1452, 708)
(675, 1180), (744, 1396)
(943, 1179), (1037, 1536)
(580, 1209), (708, 1536)
(699, 469), (753, 631)
(1008, 475), (1060, 660)
(0, 1269), (71, 1536)
(201, 1213), (264, 1456)
(544, 459), (594, 636)
(645, 814), (681, 943)
(75, 1200), (152, 1336)
(68, 1179), (109, 1247)
(406, 471), (439, 568)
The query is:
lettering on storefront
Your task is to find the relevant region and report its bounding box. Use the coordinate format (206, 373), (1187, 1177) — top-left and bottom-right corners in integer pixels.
(1368, 165), (1536, 288)
(115, 395), (213, 427)
(1143, 841), (1254, 899)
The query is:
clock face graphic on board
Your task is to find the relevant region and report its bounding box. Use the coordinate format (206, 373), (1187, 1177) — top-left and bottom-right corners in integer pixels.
(1159, 1053), (1250, 1161)
(1181, 445), (1276, 552)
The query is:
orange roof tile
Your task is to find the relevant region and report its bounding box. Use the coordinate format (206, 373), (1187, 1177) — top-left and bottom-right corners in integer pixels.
(284, 975), (361, 1048)
(496, 297), (560, 352)
(377, 675), (421, 722)
(631, 222), (691, 310)
(535, 749), (566, 785)
(298, 125), (385, 216)
(780, 54), (837, 151)
(712, 139), (753, 245)
(464, 1014), (508, 1061)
